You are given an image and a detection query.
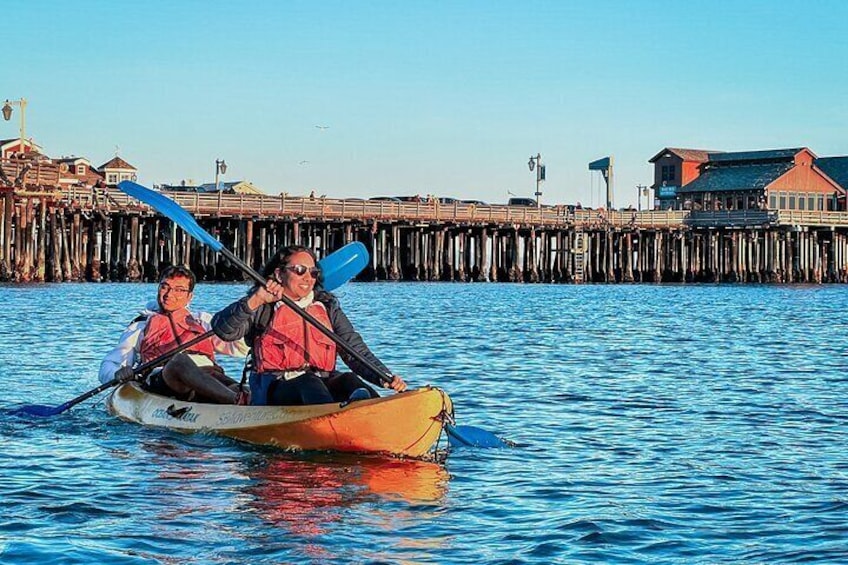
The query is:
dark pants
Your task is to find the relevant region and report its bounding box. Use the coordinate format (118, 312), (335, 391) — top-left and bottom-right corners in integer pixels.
(145, 366), (238, 403)
(250, 371), (379, 406)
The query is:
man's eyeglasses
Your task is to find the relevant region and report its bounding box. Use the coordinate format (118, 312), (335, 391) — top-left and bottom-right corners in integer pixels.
(159, 282), (191, 295)
(285, 264), (320, 278)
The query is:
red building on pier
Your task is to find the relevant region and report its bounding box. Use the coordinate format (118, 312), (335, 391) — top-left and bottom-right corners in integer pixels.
(649, 146), (847, 212)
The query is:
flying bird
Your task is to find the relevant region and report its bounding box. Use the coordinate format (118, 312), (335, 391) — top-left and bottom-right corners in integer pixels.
(315, 125), (330, 130)
(299, 160), (310, 165)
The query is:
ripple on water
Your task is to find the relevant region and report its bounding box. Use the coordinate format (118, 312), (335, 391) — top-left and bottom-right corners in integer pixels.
(3, 283), (848, 563)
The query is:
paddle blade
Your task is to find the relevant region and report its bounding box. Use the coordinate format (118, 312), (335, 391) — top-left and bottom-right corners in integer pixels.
(446, 424), (512, 448)
(118, 181), (223, 252)
(12, 403), (67, 418)
(319, 242), (368, 291)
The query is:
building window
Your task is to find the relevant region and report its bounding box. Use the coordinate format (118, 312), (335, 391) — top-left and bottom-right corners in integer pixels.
(788, 194), (796, 209)
(817, 195), (824, 210)
(799, 194), (806, 210)
(76, 164), (85, 175)
(107, 173), (118, 184)
(770, 194), (776, 208)
(661, 165), (676, 183)
(779, 193), (786, 209)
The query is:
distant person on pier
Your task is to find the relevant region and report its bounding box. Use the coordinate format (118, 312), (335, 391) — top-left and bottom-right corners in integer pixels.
(211, 245), (407, 406)
(99, 265), (250, 404)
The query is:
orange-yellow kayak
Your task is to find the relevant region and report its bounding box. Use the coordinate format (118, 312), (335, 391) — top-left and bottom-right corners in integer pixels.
(106, 382), (452, 459)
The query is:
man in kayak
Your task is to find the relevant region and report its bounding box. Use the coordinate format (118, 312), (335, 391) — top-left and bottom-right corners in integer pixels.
(211, 245), (406, 405)
(99, 265), (250, 404)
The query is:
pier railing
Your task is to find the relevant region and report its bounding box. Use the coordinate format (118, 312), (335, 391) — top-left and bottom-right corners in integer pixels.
(685, 210), (774, 227)
(55, 186), (848, 229)
(773, 210), (848, 227)
(686, 210), (848, 228)
(60, 187), (690, 228)
(0, 157), (60, 188)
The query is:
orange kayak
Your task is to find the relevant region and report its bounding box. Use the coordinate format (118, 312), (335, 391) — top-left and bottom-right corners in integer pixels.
(106, 382), (452, 459)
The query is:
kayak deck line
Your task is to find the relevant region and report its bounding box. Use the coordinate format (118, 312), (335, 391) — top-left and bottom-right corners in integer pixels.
(106, 382), (452, 459)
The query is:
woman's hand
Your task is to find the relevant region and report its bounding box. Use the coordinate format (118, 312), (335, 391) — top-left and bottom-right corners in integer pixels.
(384, 374), (407, 392)
(247, 278), (285, 310)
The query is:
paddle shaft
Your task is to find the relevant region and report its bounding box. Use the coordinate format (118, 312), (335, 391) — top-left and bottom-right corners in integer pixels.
(36, 330), (216, 416)
(219, 247), (394, 386)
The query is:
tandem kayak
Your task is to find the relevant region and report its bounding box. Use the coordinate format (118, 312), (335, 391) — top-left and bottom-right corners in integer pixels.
(106, 382), (453, 459)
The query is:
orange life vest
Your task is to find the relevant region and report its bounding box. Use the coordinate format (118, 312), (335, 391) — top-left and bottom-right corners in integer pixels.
(138, 310), (215, 363)
(253, 301), (337, 373)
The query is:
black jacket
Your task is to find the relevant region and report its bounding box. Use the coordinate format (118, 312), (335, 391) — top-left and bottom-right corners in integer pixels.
(211, 291), (391, 386)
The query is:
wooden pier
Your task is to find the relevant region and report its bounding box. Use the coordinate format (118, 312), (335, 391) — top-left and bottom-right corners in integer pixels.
(4, 162), (848, 284)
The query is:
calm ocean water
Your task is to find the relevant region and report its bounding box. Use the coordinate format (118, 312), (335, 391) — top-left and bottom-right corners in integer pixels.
(2, 281), (848, 564)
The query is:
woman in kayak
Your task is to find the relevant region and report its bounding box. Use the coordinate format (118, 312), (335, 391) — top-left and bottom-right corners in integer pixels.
(212, 245), (407, 405)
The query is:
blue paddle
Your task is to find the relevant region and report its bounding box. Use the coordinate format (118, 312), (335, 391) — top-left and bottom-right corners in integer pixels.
(118, 181), (511, 448)
(446, 423), (513, 448)
(13, 240), (368, 418)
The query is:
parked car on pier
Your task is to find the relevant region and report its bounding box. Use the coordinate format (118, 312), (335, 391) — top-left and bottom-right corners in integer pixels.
(507, 197), (538, 207)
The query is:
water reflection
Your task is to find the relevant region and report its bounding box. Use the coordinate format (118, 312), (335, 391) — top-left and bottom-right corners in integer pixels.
(243, 453), (449, 534)
(121, 439), (451, 562)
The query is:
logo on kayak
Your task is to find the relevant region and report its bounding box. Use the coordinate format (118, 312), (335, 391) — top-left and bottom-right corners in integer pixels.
(150, 404), (199, 423)
(217, 410), (278, 426)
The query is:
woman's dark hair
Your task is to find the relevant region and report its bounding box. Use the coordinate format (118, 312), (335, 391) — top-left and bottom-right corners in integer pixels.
(159, 265), (196, 291)
(257, 245), (323, 289)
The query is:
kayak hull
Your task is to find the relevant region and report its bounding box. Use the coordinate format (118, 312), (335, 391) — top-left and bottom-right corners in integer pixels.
(106, 382), (452, 459)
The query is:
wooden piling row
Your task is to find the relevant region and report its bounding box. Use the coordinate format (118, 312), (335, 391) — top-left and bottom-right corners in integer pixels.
(4, 197), (848, 284)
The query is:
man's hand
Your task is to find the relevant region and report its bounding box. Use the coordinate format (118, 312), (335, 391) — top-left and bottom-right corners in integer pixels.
(115, 366), (136, 382)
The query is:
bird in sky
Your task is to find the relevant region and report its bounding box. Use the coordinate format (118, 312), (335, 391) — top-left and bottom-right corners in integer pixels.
(299, 160), (310, 165)
(314, 125), (330, 130)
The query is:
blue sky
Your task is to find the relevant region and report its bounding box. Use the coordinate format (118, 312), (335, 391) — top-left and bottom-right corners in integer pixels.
(6, 0), (847, 206)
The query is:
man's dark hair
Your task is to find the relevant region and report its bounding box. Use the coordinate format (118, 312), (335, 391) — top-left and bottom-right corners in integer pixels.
(159, 265), (196, 292)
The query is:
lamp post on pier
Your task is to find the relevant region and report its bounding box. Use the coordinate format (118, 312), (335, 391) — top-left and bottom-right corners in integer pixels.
(214, 159), (228, 210)
(2, 98), (28, 156)
(214, 158), (227, 191)
(636, 184), (647, 211)
(528, 153), (545, 208)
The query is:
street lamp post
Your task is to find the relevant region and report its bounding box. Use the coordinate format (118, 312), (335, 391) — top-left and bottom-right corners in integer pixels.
(636, 184), (647, 212)
(214, 159), (227, 191)
(527, 153), (545, 208)
(2, 98), (28, 156)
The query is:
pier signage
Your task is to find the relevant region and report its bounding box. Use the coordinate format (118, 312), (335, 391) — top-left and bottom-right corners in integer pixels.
(657, 185), (678, 198)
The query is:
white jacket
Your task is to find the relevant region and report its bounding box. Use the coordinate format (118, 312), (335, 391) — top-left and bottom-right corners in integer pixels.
(98, 300), (249, 384)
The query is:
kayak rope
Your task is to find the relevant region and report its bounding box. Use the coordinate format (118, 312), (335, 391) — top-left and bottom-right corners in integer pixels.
(434, 388), (455, 452)
(399, 388), (453, 457)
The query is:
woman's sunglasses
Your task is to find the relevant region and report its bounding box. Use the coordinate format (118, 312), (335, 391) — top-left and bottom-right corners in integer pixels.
(285, 264), (320, 277)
